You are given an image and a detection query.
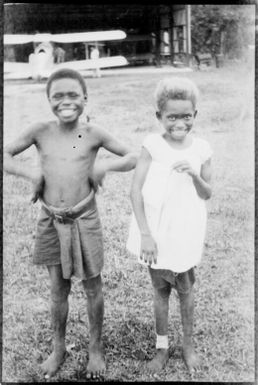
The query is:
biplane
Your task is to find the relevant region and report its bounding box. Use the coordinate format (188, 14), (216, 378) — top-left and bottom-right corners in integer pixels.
(4, 30), (128, 80)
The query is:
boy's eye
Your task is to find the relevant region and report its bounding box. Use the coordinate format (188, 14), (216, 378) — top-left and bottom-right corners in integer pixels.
(184, 114), (192, 120)
(51, 92), (80, 101)
(52, 93), (64, 100)
(68, 93), (79, 99)
(168, 115), (177, 121)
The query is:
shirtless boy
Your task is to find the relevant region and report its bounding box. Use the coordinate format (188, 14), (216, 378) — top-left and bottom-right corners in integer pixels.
(4, 68), (137, 379)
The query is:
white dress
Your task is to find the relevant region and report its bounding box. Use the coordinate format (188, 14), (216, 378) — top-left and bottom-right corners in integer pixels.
(127, 133), (213, 273)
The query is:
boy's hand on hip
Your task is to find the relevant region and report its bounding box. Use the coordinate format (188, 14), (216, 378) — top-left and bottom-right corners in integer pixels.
(91, 163), (107, 192)
(140, 234), (157, 265)
(31, 173), (45, 203)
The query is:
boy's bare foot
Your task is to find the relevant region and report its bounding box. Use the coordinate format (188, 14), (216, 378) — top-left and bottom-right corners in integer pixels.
(40, 349), (66, 378)
(147, 349), (169, 373)
(182, 344), (200, 372)
(86, 350), (106, 379)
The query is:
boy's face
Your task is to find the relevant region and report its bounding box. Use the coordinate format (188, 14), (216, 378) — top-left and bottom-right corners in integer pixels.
(157, 99), (197, 142)
(48, 78), (86, 124)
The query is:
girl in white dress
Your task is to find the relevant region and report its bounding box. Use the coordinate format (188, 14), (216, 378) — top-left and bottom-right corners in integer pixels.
(127, 77), (212, 373)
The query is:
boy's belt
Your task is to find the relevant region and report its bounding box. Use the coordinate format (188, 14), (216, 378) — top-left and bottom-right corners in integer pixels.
(40, 189), (95, 223)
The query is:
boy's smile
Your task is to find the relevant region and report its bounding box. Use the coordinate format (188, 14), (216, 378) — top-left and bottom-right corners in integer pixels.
(48, 78), (86, 124)
(157, 100), (196, 142)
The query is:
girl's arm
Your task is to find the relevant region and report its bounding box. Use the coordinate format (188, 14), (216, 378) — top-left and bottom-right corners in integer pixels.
(193, 158), (212, 199)
(130, 148), (158, 265)
(173, 158), (212, 200)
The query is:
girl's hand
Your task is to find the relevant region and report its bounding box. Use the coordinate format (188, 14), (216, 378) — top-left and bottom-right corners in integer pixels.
(172, 160), (197, 178)
(140, 233), (158, 265)
(31, 172), (45, 203)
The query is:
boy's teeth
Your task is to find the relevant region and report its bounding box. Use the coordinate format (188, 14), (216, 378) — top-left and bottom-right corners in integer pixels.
(60, 109), (74, 117)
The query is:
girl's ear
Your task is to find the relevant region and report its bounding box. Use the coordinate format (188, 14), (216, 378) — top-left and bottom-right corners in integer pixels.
(156, 111), (161, 120)
(194, 110), (198, 118)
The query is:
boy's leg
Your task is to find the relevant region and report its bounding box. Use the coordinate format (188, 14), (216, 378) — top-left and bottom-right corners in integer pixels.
(40, 264), (71, 378)
(178, 286), (200, 372)
(82, 274), (105, 379)
(147, 284), (171, 373)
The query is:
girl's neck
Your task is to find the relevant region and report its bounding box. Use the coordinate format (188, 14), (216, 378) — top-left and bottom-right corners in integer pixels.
(162, 133), (193, 149)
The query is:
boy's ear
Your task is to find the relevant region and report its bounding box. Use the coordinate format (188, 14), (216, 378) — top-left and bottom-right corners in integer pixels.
(194, 110), (198, 118)
(156, 111), (161, 120)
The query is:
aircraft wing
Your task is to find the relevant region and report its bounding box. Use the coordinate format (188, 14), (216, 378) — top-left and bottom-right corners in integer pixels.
(4, 30), (126, 45)
(55, 56), (128, 70)
(51, 30), (126, 43)
(4, 35), (34, 45)
(4, 61), (30, 73)
(4, 62), (32, 79)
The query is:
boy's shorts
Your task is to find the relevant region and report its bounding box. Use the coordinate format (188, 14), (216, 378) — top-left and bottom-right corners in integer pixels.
(33, 191), (104, 280)
(149, 267), (195, 294)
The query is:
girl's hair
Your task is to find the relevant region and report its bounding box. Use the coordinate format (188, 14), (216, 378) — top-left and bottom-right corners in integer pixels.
(154, 77), (199, 111)
(46, 68), (87, 97)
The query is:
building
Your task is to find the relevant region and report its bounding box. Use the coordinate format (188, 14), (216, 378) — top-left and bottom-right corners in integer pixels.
(4, 4), (191, 66)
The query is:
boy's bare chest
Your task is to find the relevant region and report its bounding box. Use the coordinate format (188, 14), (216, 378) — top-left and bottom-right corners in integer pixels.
(38, 129), (98, 161)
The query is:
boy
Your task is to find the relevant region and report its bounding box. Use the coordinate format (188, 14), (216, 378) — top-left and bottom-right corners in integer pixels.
(127, 77), (212, 373)
(4, 68), (137, 379)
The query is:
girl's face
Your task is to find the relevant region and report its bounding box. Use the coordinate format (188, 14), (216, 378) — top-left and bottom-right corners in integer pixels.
(157, 99), (196, 142)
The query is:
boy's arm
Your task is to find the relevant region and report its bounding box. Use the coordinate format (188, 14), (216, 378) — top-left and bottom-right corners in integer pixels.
(130, 148), (157, 265)
(91, 127), (137, 189)
(4, 124), (40, 179)
(4, 124), (45, 202)
(97, 127), (137, 172)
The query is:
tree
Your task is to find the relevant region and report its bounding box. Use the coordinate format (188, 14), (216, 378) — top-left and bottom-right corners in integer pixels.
(191, 5), (255, 59)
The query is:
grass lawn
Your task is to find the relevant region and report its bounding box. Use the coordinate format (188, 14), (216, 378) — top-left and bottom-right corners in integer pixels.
(3, 61), (255, 382)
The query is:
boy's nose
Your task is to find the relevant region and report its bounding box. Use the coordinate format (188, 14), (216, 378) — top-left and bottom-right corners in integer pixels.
(61, 96), (72, 104)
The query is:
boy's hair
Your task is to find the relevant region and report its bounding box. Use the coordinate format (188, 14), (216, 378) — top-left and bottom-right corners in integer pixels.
(155, 77), (199, 111)
(46, 68), (87, 97)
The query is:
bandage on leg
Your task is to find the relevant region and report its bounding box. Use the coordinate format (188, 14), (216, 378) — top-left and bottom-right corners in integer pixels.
(156, 334), (169, 349)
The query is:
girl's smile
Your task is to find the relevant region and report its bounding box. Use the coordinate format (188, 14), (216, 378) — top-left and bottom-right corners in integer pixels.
(157, 99), (196, 143)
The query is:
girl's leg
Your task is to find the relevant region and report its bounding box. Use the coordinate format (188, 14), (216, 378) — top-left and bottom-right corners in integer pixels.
(147, 284), (171, 372)
(40, 264), (71, 378)
(178, 286), (200, 371)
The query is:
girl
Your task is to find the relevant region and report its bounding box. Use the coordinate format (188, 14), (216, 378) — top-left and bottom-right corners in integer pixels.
(127, 77), (212, 373)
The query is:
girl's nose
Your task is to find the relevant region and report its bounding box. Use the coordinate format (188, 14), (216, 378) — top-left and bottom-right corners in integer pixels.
(174, 120), (185, 129)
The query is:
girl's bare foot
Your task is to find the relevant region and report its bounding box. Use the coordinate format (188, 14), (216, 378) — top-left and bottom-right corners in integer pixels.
(182, 344), (200, 372)
(40, 349), (66, 378)
(147, 349), (169, 373)
(86, 350), (106, 379)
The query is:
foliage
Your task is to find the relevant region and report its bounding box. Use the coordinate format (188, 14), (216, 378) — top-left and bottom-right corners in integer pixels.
(191, 5), (255, 58)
